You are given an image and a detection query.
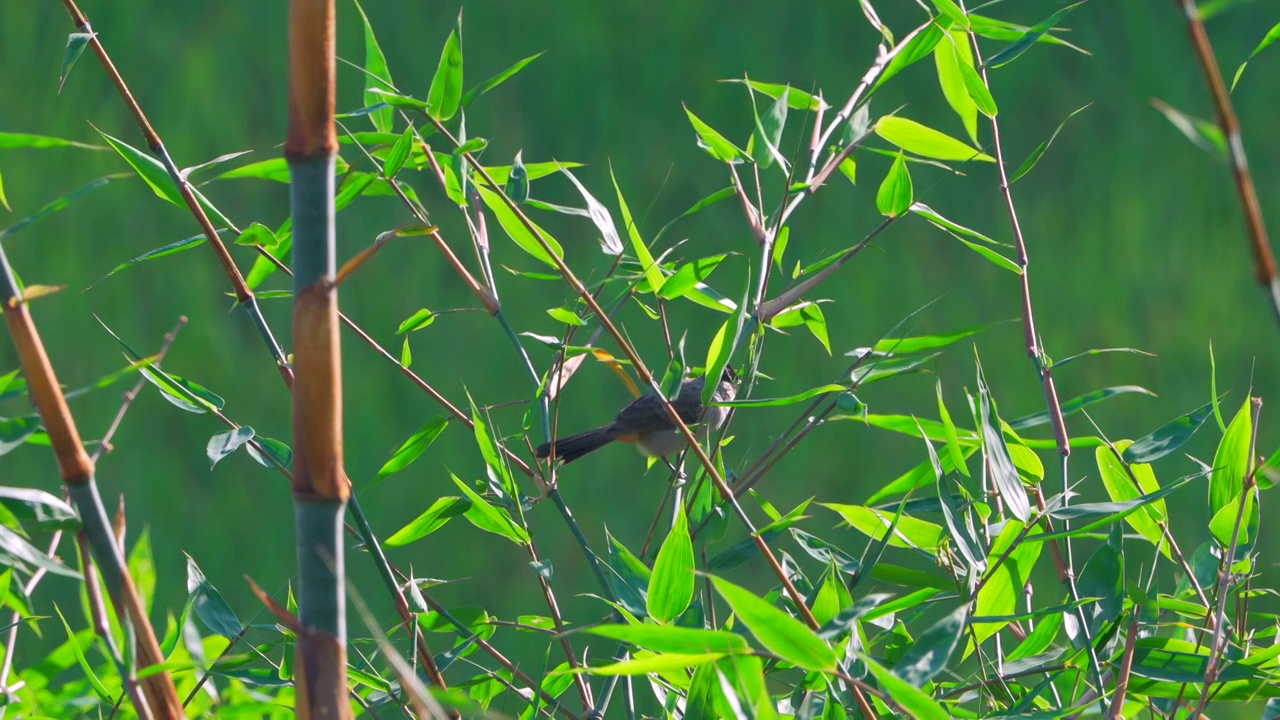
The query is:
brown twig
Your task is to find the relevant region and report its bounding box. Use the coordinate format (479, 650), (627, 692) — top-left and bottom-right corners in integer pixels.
(1172, 0), (1280, 322)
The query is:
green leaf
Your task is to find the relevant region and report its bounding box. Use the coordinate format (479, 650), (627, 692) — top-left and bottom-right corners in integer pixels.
(207, 427), (255, 469)
(876, 151), (913, 217)
(385, 496), (471, 547)
(875, 116), (993, 162)
(426, 12), (464, 121)
(931, 0), (969, 29)
(373, 417), (449, 486)
(0, 487), (79, 530)
(587, 651), (725, 675)
(1069, 531), (1123, 643)
(400, 337), (412, 368)
(715, 384), (844, 409)
(683, 105), (745, 163)
(1123, 401), (1214, 464)
(547, 307), (584, 326)
(0, 175), (116, 244)
(587, 624), (749, 655)
(958, 54), (998, 117)
(611, 163), (662, 292)
(1009, 385), (1155, 431)
(0, 523), (78, 577)
(1095, 442), (1169, 558)
(606, 530), (651, 617)
(751, 87), (790, 169)
(893, 604), (967, 686)
(353, 0), (395, 133)
(772, 301), (831, 354)
(452, 475), (529, 545)
(1011, 103), (1091, 183)
(659, 254), (728, 300)
(396, 308), (436, 334)
(719, 79), (827, 111)
(212, 156), (350, 183)
(477, 185), (563, 267)
(383, 125), (414, 178)
(977, 361), (1030, 521)
(186, 553), (243, 639)
(973, 520), (1042, 644)
(245, 436), (292, 470)
(558, 166), (623, 255)
(984, 2), (1085, 68)
(54, 605), (112, 701)
(859, 652), (950, 720)
(1209, 396), (1252, 517)
(648, 510), (695, 623)
(934, 30), (979, 144)
(470, 397), (515, 497)
(1231, 21), (1280, 91)
(874, 321), (996, 355)
(823, 503), (943, 552)
(58, 32), (95, 94)
(850, 353), (939, 386)
(461, 53), (543, 109)
(505, 150), (529, 204)
(710, 576), (838, 671)
(0, 132), (104, 151)
(876, 22), (945, 90)
(936, 381), (970, 478)
(127, 527), (156, 615)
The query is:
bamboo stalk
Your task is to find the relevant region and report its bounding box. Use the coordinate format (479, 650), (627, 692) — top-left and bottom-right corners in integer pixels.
(287, 0), (352, 717)
(0, 253), (183, 717)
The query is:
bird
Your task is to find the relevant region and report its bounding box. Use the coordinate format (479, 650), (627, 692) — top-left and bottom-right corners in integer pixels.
(535, 367), (738, 464)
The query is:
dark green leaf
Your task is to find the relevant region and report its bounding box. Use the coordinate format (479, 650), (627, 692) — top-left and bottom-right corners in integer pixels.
(0, 175), (116, 244)
(1124, 401), (1214, 464)
(0, 524), (78, 577)
(859, 652), (950, 720)
(245, 435), (292, 470)
(54, 605), (111, 700)
(1009, 385), (1155, 430)
(58, 32), (95, 94)
(892, 605), (967, 686)
(0, 416), (42, 456)
(1011, 103), (1091, 183)
(850, 353), (938, 386)
(720, 79), (827, 111)
(0, 487), (79, 530)
(85, 231), (209, 290)
(186, 553), (243, 639)
(505, 150), (529, 204)
(984, 2), (1085, 68)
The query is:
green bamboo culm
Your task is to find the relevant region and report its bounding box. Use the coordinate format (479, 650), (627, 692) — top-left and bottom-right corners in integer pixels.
(286, 0), (352, 716)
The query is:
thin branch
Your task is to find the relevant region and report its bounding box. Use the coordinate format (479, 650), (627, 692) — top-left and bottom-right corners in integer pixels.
(1172, 0), (1280, 323)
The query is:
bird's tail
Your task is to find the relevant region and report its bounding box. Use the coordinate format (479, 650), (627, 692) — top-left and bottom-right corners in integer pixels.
(535, 425), (619, 464)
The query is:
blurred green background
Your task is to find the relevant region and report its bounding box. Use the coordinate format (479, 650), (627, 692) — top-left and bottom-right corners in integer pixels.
(2, 0), (1278, 700)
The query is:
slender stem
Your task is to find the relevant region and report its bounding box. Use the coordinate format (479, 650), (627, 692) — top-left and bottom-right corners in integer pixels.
(1172, 0), (1280, 324)
(967, 29), (1104, 715)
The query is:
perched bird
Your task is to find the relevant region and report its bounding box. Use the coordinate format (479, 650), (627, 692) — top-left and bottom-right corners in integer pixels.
(535, 367), (738, 464)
